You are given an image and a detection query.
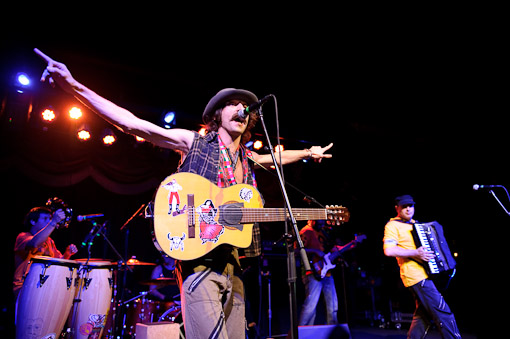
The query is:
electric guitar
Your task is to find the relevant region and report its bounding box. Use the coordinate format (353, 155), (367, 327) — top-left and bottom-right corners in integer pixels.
(152, 172), (350, 260)
(310, 234), (366, 280)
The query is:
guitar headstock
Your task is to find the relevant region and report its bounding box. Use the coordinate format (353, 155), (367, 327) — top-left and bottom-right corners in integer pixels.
(354, 234), (367, 243)
(325, 205), (350, 225)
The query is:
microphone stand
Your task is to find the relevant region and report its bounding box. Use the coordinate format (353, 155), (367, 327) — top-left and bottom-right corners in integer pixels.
(488, 188), (510, 216)
(258, 102), (310, 339)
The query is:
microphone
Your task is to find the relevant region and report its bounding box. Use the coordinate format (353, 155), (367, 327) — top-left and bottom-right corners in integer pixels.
(77, 213), (104, 222)
(237, 94), (272, 119)
(473, 184), (501, 191)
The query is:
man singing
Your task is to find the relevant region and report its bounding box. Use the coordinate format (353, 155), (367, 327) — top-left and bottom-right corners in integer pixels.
(35, 48), (333, 338)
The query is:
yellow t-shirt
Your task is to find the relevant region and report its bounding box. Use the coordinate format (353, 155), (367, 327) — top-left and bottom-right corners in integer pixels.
(383, 218), (428, 287)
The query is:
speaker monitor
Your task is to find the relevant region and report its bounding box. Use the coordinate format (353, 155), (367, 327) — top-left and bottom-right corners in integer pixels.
(298, 324), (351, 339)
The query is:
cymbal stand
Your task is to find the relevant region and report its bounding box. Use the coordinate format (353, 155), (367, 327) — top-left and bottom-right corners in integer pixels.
(116, 203), (149, 338)
(85, 220), (132, 338)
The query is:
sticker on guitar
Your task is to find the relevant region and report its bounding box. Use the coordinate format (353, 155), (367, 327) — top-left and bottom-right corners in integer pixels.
(239, 187), (253, 202)
(197, 199), (225, 244)
(167, 232), (186, 251)
(162, 179), (187, 217)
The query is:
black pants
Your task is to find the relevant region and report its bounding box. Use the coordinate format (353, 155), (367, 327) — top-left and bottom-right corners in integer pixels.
(408, 279), (461, 339)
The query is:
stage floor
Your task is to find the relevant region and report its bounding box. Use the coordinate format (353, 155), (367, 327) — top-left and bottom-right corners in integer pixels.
(269, 325), (478, 339)
(351, 326), (477, 339)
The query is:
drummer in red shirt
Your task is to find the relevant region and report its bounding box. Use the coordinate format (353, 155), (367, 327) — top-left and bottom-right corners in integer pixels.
(13, 206), (78, 299)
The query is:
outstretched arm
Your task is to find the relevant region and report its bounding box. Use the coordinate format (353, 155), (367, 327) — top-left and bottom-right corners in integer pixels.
(34, 48), (194, 152)
(251, 142), (333, 167)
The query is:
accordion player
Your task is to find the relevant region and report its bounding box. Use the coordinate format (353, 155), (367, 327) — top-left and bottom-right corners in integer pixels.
(412, 221), (456, 275)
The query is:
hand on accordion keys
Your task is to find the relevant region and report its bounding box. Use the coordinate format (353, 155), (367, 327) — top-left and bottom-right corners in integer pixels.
(414, 246), (435, 263)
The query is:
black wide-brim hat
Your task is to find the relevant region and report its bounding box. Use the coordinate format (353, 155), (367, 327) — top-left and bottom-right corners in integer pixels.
(202, 88), (258, 124)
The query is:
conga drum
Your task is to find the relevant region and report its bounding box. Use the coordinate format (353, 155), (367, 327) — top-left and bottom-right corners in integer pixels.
(72, 259), (114, 338)
(15, 256), (79, 339)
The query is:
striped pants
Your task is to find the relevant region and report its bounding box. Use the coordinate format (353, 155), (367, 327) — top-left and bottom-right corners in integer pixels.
(408, 279), (461, 339)
(177, 262), (245, 339)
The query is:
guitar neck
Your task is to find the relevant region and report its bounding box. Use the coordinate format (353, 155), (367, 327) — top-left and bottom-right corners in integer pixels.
(240, 208), (327, 223)
(329, 240), (356, 262)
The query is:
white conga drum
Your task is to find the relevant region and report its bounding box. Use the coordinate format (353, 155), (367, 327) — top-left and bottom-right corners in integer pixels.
(72, 259), (114, 338)
(15, 256), (79, 339)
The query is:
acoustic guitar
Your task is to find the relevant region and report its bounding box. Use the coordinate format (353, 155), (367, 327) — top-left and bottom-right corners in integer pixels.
(153, 172), (350, 260)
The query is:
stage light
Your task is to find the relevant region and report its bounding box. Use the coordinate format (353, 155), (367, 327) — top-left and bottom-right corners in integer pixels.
(69, 106), (83, 120)
(77, 124), (91, 141)
(41, 108), (56, 122)
(162, 111), (176, 129)
(275, 144), (284, 152)
(253, 140), (263, 150)
(245, 141), (254, 148)
(77, 129), (91, 141)
(198, 127), (207, 136)
(135, 135), (145, 143)
(163, 111), (175, 124)
(17, 73), (30, 86)
(102, 129), (116, 145)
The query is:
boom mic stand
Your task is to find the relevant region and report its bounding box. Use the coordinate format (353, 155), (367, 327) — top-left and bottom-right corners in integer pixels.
(258, 96), (311, 339)
(488, 187), (510, 216)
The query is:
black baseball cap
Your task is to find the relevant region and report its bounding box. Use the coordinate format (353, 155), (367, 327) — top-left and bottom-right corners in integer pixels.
(395, 195), (415, 206)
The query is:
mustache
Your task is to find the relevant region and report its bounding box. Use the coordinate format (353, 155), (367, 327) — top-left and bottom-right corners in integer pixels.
(231, 112), (247, 123)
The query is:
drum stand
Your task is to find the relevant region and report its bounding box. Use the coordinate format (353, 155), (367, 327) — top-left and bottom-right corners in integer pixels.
(67, 220), (133, 338)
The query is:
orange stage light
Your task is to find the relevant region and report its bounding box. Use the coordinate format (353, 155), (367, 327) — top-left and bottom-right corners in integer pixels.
(253, 140), (263, 150)
(69, 106), (83, 120)
(41, 108), (56, 122)
(275, 144), (284, 152)
(103, 134), (116, 145)
(77, 129), (91, 141)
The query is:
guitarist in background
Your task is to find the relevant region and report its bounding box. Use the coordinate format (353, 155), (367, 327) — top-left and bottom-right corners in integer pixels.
(298, 219), (359, 327)
(35, 49), (334, 339)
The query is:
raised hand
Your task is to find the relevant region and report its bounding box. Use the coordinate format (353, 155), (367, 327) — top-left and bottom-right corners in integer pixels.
(34, 48), (77, 93)
(309, 142), (334, 163)
(52, 209), (66, 225)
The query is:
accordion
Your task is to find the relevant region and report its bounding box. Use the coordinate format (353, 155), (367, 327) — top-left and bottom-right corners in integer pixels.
(412, 221), (456, 275)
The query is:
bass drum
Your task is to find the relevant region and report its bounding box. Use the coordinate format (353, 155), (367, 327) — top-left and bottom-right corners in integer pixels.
(124, 298), (181, 336)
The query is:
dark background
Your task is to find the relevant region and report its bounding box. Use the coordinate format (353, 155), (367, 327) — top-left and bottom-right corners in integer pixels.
(1, 14), (506, 337)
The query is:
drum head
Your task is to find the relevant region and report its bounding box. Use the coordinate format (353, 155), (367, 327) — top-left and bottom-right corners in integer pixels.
(75, 258), (115, 268)
(31, 255), (80, 267)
